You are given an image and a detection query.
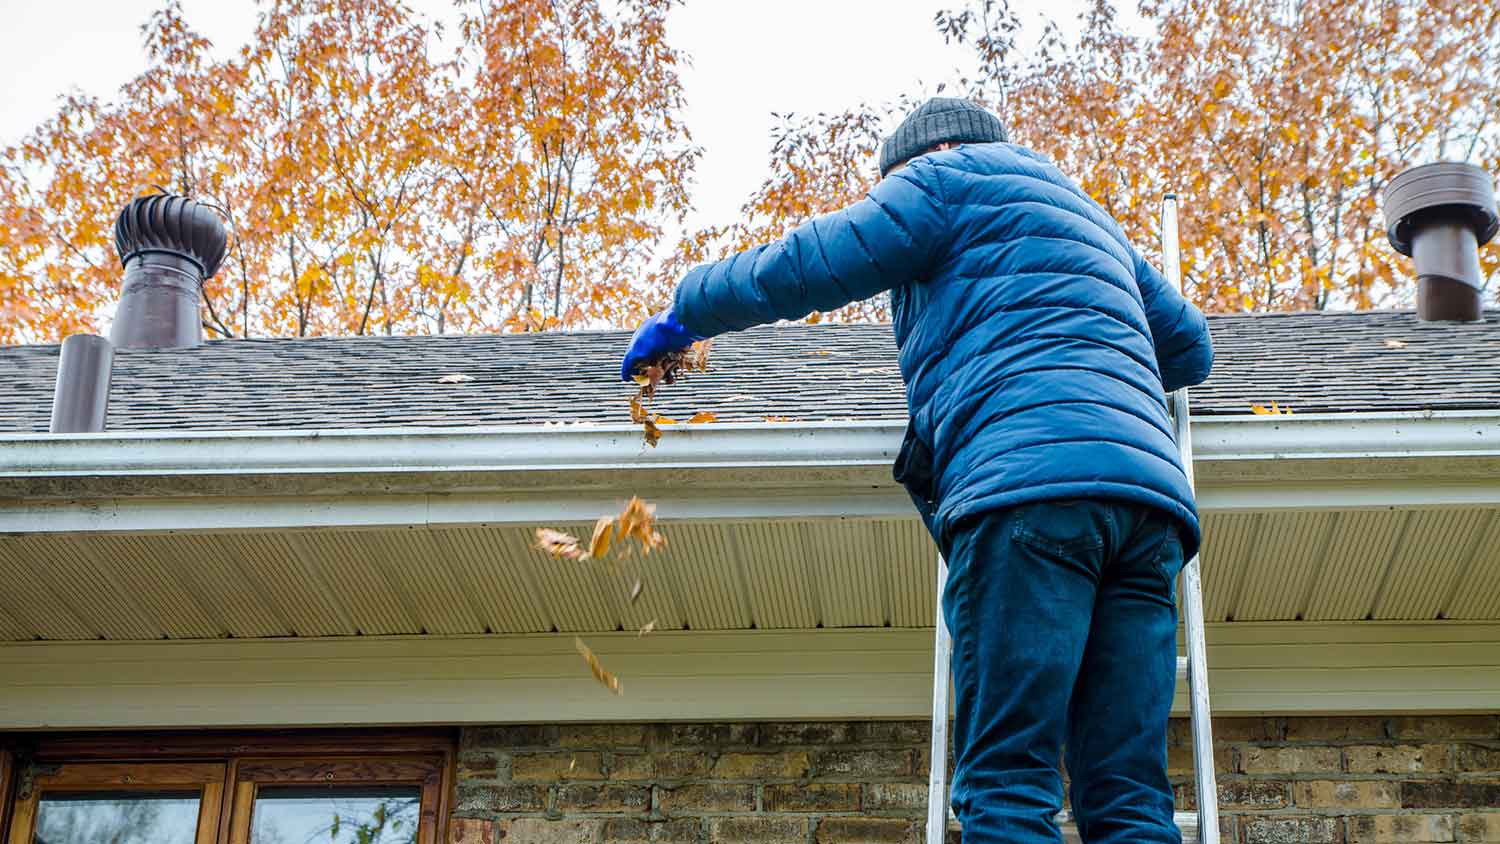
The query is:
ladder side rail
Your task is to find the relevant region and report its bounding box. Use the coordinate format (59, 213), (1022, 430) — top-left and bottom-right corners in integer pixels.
(1163, 194), (1220, 844)
(925, 553), (953, 844)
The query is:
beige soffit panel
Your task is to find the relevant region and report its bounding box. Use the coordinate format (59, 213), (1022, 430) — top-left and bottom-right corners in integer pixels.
(80, 534), (222, 639)
(882, 519), (937, 628)
(362, 527), (487, 635)
(521, 522), (629, 633)
(170, 534), (294, 638)
(0, 537), (100, 640)
(656, 522), (753, 631)
(229, 531), (357, 637)
(15, 534), (160, 640)
(732, 521), (820, 629)
(1199, 512), (1259, 622)
(1374, 508), (1496, 620)
(1302, 510), (1410, 621)
(1442, 513), (1500, 620)
(428, 527), (551, 634)
(1233, 511), (1336, 622)
(296, 530), (421, 635)
(805, 520), (888, 628)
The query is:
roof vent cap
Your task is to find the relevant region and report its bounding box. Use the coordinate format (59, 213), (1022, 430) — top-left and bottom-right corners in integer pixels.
(1383, 162), (1497, 322)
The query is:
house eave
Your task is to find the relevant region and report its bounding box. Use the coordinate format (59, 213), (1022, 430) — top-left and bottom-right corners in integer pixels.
(1, 411), (1497, 534)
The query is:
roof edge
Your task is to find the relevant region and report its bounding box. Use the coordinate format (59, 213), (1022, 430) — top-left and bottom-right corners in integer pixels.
(1, 410), (1497, 481)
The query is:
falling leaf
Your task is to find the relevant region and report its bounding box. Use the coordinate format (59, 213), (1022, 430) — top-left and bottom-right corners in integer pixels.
(629, 579), (643, 603)
(574, 637), (622, 694)
(629, 395), (649, 424)
(688, 411), (717, 424)
(589, 516), (615, 559)
(617, 496), (667, 554)
(1384, 339), (1409, 349)
(534, 528), (586, 560)
(638, 619), (657, 637)
(642, 417), (662, 447)
(436, 373), (473, 384)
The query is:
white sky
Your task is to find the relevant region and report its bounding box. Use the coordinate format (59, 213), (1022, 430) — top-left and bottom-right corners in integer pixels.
(0, 0), (1139, 230)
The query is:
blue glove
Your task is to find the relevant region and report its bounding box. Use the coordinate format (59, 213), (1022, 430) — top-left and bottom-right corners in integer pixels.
(620, 309), (703, 381)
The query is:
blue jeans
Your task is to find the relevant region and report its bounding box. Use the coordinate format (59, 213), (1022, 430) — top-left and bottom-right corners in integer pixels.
(942, 499), (1185, 844)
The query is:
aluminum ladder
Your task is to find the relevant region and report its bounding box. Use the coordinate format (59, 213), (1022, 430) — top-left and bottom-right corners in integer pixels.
(924, 195), (1219, 844)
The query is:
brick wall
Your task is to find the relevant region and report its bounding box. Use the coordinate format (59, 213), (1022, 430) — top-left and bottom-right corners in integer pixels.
(447, 715), (1500, 844)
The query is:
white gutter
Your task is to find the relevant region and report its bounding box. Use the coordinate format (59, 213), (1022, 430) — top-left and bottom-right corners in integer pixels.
(2, 411), (1497, 533)
(2, 410), (1497, 480)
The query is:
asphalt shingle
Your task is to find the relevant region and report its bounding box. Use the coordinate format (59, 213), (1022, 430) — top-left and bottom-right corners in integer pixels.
(1, 310), (1496, 433)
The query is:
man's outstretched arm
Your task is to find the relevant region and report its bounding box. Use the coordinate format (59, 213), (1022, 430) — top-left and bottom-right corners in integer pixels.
(621, 159), (950, 379)
(1134, 251), (1214, 392)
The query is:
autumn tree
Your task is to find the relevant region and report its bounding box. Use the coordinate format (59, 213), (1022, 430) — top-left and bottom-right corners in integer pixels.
(0, 0), (695, 343)
(686, 0), (1500, 315)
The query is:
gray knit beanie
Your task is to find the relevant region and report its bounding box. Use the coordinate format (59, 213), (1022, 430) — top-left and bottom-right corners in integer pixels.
(878, 97), (1008, 176)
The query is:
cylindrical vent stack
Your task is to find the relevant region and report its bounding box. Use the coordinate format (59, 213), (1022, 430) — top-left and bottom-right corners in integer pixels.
(109, 193), (227, 349)
(49, 334), (115, 433)
(1383, 162), (1497, 322)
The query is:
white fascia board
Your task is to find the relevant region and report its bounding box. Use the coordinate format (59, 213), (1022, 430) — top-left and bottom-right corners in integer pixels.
(1, 411), (1497, 533)
(1, 622), (1496, 729)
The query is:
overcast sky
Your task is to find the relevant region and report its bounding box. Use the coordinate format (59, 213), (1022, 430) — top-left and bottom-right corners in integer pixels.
(0, 0), (1142, 230)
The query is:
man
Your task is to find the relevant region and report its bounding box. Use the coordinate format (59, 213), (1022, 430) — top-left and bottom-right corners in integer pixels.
(620, 97), (1213, 844)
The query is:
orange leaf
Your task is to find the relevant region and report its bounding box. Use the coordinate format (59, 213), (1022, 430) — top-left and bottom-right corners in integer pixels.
(574, 637), (622, 694)
(534, 528), (585, 560)
(589, 516), (615, 559)
(688, 411), (717, 424)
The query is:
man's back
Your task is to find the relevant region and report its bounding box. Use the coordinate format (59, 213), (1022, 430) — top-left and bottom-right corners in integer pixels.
(885, 142), (1213, 551)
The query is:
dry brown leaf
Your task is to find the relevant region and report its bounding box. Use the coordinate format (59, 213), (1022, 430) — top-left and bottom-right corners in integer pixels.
(688, 411), (717, 424)
(629, 395), (649, 424)
(1384, 339), (1409, 349)
(618, 496), (667, 555)
(436, 373), (473, 384)
(1251, 401), (1294, 416)
(535, 528), (586, 560)
(589, 516), (615, 559)
(574, 637), (622, 694)
(629, 579), (643, 603)
(642, 417), (662, 447)
(655, 415), (679, 425)
(638, 619), (657, 636)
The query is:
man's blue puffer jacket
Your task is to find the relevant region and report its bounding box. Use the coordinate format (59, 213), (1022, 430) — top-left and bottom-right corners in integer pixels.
(672, 142), (1214, 556)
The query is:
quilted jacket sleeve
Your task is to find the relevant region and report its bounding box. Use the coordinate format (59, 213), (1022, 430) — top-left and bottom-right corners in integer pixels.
(673, 159), (950, 336)
(1134, 251), (1214, 392)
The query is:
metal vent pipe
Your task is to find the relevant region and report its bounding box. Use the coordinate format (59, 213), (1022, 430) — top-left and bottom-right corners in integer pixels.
(109, 192), (227, 349)
(48, 334), (114, 433)
(1383, 162), (1497, 322)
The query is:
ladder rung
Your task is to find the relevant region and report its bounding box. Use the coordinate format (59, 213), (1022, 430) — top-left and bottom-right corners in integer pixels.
(947, 810), (1200, 843)
(1177, 656), (1189, 681)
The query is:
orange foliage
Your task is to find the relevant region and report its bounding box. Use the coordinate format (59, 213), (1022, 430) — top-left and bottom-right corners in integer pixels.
(681, 0), (1500, 315)
(0, 0), (695, 343)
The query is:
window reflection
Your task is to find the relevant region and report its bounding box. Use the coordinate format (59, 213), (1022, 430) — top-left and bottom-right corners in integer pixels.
(249, 787), (419, 844)
(33, 791), (200, 844)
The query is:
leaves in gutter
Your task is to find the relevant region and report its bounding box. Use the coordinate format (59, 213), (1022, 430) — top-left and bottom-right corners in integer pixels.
(629, 340), (713, 446)
(1251, 401), (1294, 415)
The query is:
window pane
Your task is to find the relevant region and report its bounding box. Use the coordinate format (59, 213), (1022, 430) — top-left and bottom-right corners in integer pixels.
(33, 791), (200, 844)
(250, 787), (420, 844)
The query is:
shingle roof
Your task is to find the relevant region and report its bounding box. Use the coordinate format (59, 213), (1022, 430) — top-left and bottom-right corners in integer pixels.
(1, 310), (1497, 433)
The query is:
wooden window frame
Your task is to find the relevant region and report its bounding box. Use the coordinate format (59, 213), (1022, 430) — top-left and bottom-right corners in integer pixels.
(0, 731), (453, 844)
(5, 761), (226, 844)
